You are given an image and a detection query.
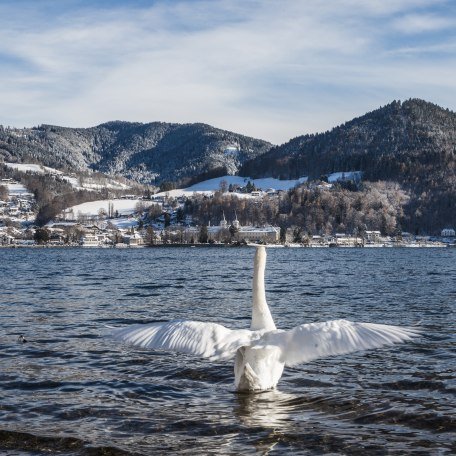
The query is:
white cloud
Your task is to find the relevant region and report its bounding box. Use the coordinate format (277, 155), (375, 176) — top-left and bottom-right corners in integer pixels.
(392, 13), (455, 33)
(0, 0), (455, 143)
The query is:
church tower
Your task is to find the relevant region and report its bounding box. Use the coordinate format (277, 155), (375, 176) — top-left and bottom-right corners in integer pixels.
(232, 211), (240, 230)
(220, 211), (228, 229)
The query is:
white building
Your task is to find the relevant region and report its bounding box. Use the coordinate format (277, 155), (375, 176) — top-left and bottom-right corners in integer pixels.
(333, 234), (359, 247)
(81, 233), (100, 247)
(441, 228), (455, 237)
(81, 232), (110, 247)
(123, 232), (144, 247)
(365, 230), (381, 243)
(237, 225), (280, 243)
(216, 214), (279, 243)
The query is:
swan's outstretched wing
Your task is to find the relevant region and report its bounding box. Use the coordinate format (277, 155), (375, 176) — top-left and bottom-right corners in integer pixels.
(258, 319), (420, 366)
(112, 320), (258, 361)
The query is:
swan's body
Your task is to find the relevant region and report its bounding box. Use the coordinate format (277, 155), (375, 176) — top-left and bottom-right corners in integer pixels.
(113, 247), (420, 391)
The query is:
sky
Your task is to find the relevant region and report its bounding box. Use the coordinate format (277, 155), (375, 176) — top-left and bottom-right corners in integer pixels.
(0, 0), (455, 144)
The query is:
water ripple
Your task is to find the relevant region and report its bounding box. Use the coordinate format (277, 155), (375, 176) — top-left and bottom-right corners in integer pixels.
(0, 247), (455, 455)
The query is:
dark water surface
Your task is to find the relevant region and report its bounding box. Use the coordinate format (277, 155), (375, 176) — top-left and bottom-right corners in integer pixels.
(0, 247), (455, 455)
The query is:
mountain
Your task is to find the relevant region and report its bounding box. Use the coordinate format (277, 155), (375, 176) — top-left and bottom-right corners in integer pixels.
(240, 98), (456, 234)
(1, 99), (455, 233)
(0, 121), (272, 185)
(240, 98), (455, 186)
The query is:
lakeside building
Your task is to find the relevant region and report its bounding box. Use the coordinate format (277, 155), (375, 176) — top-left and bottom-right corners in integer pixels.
(235, 225), (280, 243)
(213, 213), (280, 243)
(81, 233), (101, 247)
(365, 230), (381, 243)
(331, 234), (361, 247)
(181, 214), (280, 244)
(123, 232), (144, 247)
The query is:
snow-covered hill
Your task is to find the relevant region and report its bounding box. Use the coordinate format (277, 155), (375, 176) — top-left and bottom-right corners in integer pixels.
(152, 175), (308, 199)
(63, 199), (155, 218)
(0, 122), (272, 184)
(4, 181), (34, 197)
(185, 175), (308, 191)
(5, 163), (130, 191)
(62, 175), (309, 217)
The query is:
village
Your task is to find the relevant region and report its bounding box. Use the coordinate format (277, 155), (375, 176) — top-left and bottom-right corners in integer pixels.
(1, 176), (455, 249)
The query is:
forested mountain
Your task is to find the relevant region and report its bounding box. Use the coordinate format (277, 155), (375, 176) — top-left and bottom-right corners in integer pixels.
(0, 121), (272, 185)
(241, 98), (455, 184)
(239, 99), (455, 234)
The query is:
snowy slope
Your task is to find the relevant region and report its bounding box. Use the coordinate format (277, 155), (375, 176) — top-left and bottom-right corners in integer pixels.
(152, 175), (308, 199)
(154, 189), (215, 198)
(327, 171), (362, 183)
(108, 218), (139, 229)
(5, 182), (34, 197)
(64, 199), (156, 218)
(5, 162), (130, 191)
(5, 163), (61, 175)
(185, 175), (308, 191)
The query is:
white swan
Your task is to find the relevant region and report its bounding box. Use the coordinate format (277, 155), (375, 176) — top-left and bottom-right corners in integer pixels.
(112, 246), (420, 391)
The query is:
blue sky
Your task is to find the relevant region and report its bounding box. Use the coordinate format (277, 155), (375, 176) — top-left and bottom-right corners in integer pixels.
(0, 0), (455, 144)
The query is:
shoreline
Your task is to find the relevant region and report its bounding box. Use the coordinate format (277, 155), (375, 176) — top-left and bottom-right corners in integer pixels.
(0, 243), (453, 249)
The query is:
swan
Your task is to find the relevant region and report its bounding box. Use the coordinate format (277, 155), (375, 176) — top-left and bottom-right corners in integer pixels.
(112, 246), (420, 391)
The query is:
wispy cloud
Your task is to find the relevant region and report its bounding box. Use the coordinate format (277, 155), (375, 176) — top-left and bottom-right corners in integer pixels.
(0, 0), (455, 143)
(392, 12), (455, 33)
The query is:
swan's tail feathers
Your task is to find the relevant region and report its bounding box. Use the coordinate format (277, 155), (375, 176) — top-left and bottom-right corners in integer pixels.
(259, 319), (421, 367)
(243, 363), (262, 389)
(111, 320), (258, 361)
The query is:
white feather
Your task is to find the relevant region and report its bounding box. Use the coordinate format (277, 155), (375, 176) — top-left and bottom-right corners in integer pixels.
(252, 319), (421, 366)
(112, 320), (261, 361)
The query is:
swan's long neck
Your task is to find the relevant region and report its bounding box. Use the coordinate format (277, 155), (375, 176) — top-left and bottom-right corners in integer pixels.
(250, 246), (276, 331)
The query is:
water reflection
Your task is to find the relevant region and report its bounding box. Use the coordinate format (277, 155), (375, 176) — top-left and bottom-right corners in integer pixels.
(234, 389), (298, 428)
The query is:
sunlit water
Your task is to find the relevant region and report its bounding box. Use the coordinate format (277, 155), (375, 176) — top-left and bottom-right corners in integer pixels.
(0, 247), (455, 455)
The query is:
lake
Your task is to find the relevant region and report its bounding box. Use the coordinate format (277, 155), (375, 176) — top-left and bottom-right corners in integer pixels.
(0, 247), (454, 455)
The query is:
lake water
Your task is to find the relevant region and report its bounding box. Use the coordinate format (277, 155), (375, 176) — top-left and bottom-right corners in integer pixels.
(0, 247), (454, 455)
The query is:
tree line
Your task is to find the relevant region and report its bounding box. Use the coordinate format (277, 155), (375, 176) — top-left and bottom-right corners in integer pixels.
(177, 179), (451, 236)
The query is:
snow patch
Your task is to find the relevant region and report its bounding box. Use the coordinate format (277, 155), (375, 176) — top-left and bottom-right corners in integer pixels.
(108, 218), (139, 229)
(185, 175), (308, 192)
(5, 182), (33, 197)
(152, 175), (308, 199)
(4, 162), (130, 191)
(64, 199), (155, 218)
(4, 163), (66, 175)
(327, 171), (362, 183)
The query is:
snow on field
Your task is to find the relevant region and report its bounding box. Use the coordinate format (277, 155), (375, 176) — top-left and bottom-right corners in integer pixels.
(5, 162), (130, 191)
(65, 199), (155, 217)
(327, 171), (362, 183)
(154, 189), (215, 198)
(108, 218), (139, 229)
(185, 175), (308, 191)
(5, 163), (61, 175)
(153, 175), (308, 199)
(6, 182), (34, 197)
